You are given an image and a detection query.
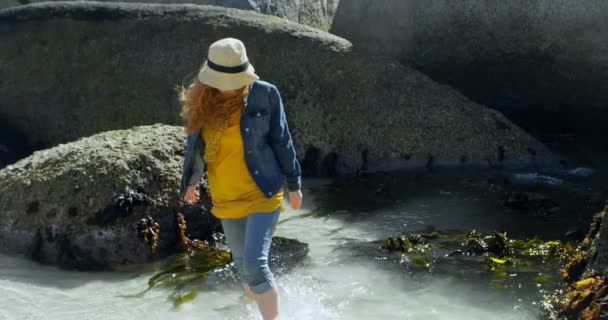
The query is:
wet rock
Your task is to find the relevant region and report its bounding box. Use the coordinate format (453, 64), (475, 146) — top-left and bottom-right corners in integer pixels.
(0, 124), (221, 270)
(555, 277), (607, 319)
(485, 232), (510, 258)
(503, 192), (561, 217)
(0, 2), (557, 175)
(546, 207), (608, 319)
(380, 229), (577, 281)
(384, 234), (430, 254)
(582, 209), (608, 273)
(545, 208), (608, 320)
(457, 230), (512, 258)
(268, 236), (309, 273)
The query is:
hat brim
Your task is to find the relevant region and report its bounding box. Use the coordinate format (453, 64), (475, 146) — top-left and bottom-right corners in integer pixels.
(197, 61), (259, 91)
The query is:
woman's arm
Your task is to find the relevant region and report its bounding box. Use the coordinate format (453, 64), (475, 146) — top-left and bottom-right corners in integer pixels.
(188, 148), (205, 186)
(268, 85), (302, 192)
(180, 131), (206, 202)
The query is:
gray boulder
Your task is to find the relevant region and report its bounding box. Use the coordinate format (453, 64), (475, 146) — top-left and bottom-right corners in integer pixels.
(193, 0), (340, 31)
(0, 2), (557, 174)
(0, 0), (339, 30)
(0, 124), (310, 271)
(331, 0), (608, 126)
(248, 0), (339, 31)
(0, 124), (221, 270)
(0, 0), (20, 10)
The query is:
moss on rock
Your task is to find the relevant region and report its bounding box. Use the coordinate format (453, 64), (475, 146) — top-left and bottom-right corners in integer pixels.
(0, 2), (558, 175)
(0, 124), (220, 270)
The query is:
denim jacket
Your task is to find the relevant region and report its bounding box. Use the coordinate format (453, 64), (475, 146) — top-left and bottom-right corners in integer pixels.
(179, 80), (302, 198)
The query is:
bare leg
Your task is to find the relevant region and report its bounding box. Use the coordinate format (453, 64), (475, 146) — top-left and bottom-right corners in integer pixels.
(241, 283), (255, 301)
(254, 287), (279, 320)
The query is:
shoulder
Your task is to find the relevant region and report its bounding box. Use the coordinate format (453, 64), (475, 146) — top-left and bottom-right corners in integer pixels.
(251, 80), (279, 94)
(250, 80), (282, 109)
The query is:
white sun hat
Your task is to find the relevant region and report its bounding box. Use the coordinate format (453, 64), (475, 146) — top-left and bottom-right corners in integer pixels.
(197, 38), (259, 91)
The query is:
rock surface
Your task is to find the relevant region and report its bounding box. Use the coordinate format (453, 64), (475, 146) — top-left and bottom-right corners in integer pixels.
(330, 0), (608, 127)
(0, 0), (339, 30)
(250, 0), (339, 31)
(0, 124), (310, 271)
(546, 207), (608, 319)
(0, 0), (19, 10)
(0, 2), (557, 174)
(0, 124), (221, 270)
(584, 208), (608, 276)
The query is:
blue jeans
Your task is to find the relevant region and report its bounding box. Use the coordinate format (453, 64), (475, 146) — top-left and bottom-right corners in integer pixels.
(221, 209), (280, 294)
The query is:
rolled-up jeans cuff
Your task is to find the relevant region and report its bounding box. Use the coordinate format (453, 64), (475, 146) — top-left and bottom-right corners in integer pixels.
(250, 279), (276, 295)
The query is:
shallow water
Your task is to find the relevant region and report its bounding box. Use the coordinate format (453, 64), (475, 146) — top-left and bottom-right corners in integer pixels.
(0, 169), (604, 320)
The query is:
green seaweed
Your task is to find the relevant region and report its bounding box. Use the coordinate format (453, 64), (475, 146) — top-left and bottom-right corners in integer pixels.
(409, 254), (431, 267)
(384, 234), (431, 254)
(382, 229), (579, 285)
(120, 249), (232, 306)
(126, 213), (233, 308)
(171, 290), (198, 310)
(534, 273), (546, 284)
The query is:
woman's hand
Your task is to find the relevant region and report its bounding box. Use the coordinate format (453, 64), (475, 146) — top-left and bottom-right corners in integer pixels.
(288, 190), (303, 210)
(184, 185), (200, 204)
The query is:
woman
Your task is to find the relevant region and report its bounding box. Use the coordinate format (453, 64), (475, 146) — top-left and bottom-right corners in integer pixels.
(178, 38), (302, 320)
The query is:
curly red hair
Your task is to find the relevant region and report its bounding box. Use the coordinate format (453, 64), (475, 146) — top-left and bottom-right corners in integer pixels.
(179, 79), (247, 134)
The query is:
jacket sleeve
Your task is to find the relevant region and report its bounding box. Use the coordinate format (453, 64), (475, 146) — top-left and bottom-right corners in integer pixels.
(268, 85), (302, 191)
(179, 130), (206, 197)
(188, 147), (205, 186)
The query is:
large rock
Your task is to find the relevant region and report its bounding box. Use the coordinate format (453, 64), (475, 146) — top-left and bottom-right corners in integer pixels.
(330, 0), (608, 129)
(545, 207), (608, 318)
(248, 0), (339, 31)
(0, 2), (557, 174)
(0, 124), (221, 270)
(585, 208), (608, 276)
(0, 0), (339, 30)
(187, 0), (340, 31)
(0, 124), (310, 271)
(0, 0), (20, 10)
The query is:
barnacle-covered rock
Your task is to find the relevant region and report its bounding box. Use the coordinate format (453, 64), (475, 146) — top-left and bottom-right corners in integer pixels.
(0, 124), (220, 270)
(546, 207), (608, 319)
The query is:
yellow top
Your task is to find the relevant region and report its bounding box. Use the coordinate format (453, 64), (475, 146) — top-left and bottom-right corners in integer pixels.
(202, 106), (284, 219)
